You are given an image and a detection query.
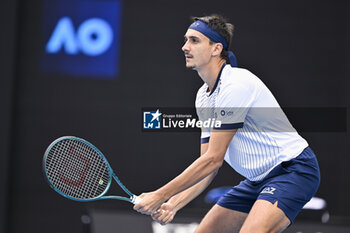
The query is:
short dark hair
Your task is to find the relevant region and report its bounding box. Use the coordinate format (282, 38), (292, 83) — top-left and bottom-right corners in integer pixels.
(191, 14), (234, 61)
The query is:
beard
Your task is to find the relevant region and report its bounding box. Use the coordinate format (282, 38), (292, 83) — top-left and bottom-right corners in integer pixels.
(185, 62), (196, 70)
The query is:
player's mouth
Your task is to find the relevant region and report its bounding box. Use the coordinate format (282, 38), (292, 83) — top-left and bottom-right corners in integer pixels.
(185, 54), (193, 60)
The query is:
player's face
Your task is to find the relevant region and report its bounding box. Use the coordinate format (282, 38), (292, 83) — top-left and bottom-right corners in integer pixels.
(182, 29), (214, 70)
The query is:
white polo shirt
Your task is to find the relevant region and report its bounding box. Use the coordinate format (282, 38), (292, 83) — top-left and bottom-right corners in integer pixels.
(195, 64), (308, 181)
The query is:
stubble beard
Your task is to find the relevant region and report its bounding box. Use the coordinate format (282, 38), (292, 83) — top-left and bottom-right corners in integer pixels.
(185, 62), (196, 70)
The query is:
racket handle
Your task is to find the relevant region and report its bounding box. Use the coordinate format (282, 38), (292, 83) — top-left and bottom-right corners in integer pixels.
(131, 195), (164, 215)
(131, 195), (142, 204)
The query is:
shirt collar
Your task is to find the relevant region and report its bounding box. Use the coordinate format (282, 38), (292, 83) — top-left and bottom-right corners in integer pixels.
(208, 63), (226, 96)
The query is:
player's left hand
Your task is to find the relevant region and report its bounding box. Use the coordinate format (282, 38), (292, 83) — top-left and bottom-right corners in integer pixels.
(133, 191), (167, 215)
(151, 202), (177, 225)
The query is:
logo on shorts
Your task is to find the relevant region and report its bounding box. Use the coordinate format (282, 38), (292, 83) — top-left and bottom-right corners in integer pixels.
(261, 187), (276, 195)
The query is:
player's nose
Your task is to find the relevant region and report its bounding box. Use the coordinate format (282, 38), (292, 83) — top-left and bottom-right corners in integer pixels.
(182, 41), (190, 52)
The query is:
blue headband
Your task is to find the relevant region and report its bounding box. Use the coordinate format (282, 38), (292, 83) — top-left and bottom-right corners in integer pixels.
(189, 20), (237, 67)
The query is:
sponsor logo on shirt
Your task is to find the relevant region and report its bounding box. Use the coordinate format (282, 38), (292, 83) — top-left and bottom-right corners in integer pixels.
(220, 110), (234, 116)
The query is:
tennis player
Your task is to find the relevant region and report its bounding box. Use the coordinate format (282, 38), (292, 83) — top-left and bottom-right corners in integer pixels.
(134, 14), (320, 233)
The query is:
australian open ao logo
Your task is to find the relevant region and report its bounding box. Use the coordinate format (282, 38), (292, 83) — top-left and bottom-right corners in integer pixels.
(42, 0), (122, 78)
(143, 109), (162, 129)
(46, 17), (114, 57)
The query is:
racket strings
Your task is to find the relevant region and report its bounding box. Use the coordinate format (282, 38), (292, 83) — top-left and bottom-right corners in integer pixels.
(45, 139), (110, 200)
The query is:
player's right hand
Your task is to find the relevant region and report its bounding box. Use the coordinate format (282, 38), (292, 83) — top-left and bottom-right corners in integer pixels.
(151, 202), (177, 225)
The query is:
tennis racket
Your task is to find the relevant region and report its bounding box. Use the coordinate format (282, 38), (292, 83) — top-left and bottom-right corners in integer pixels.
(43, 136), (141, 204)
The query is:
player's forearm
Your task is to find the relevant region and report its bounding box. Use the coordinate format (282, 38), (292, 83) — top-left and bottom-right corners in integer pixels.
(156, 152), (224, 200)
(167, 170), (217, 212)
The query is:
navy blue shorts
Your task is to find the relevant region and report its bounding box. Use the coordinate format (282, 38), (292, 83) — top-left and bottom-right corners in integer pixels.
(217, 147), (320, 222)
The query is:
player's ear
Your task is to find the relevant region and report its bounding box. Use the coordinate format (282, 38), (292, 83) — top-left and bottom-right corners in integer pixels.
(212, 43), (223, 57)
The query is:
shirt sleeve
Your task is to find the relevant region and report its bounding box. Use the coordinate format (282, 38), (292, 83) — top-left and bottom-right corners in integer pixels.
(214, 81), (256, 130)
(195, 106), (210, 143)
(200, 131), (210, 143)
(195, 89), (212, 143)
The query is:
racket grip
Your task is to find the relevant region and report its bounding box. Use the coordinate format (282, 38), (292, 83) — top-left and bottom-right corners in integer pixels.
(131, 195), (142, 204)
(131, 195), (163, 215)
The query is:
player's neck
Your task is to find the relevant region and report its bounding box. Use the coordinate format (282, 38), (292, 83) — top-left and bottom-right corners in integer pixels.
(197, 59), (226, 92)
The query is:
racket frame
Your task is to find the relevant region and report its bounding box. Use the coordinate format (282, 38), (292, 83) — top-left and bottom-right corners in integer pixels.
(43, 136), (139, 204)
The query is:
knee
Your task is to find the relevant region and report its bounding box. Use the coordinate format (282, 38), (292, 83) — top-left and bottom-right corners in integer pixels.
(239, 223), (279, 233)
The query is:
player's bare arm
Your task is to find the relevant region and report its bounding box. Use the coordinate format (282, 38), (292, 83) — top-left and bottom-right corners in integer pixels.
(152, 143), (216, 225)
(151, 170), (218, 225)
(133, 129), (237, 215)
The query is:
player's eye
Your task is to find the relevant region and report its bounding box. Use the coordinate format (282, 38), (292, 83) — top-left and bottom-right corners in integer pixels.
(183, 36), (199, 44)
(190, 37), (199, 43)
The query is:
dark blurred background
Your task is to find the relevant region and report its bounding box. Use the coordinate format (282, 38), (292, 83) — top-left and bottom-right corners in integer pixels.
(0, 0), (349, 233)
